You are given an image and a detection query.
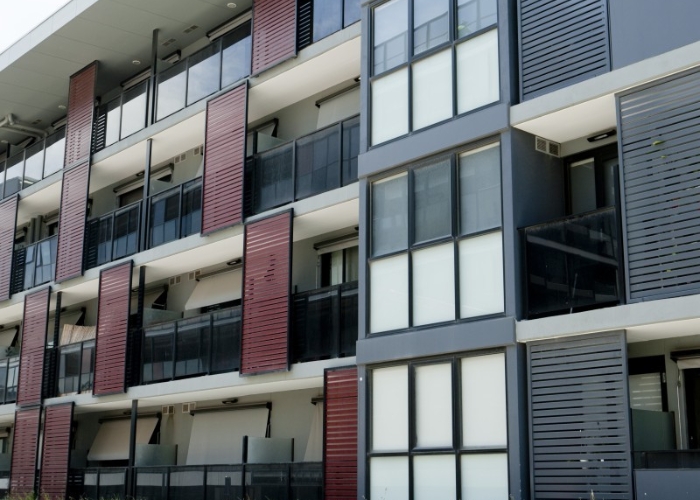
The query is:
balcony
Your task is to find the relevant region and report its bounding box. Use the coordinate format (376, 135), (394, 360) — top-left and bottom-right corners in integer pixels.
(11, 235), (57, 294)
(141, 307), (241, 385)
(0, 356), (18, 405)
(522, 207), (623, 318)
(85, 201), (141, 269)
(246, 116), (359, 215)
(292, 281), (358, 363)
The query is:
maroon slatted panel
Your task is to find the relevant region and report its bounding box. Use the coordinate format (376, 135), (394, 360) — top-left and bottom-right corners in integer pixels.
(241, 212), (292, 374)
(94, 261), (132, 395)
(202, 84), (247, 234)
(64, 63), (96, 169)
(55, 162), (90, 282)
(251, 0), (297, 75)
(324, 367), (358, 500)
(17, 288), (50, 406)
(0, 195), (18, 301)
(40, 404), (74, 500)
(10, 407), (41, 495)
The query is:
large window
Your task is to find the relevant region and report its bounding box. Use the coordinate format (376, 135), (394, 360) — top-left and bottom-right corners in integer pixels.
(369, 352), (508, 500)
(369, 142), (503, 334)
(370, 0), (499, 145)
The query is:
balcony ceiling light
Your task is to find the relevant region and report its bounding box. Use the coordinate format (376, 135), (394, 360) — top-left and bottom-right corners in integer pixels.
(227, 2), (237, 8)
(132, 59), (141, 65)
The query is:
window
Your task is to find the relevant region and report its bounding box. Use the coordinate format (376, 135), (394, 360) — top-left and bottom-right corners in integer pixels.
(319, 245), (359, 287)
(309, 0), (361, 44)
(371, 0), (499, 145)
(369, 353), (508, 500)
(369, 142), (503, 333)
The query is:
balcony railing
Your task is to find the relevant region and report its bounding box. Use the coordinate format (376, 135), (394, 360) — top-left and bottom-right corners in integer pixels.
(634, 451), (700, 469)
(93, 81), (148, 152)
(0, 356), (18, 405)
(292, 281), (358, 363)
(11, 235), (58, 294)
(85, 201), (141, 269)
(522, 206), (623, 318)
(57, 340), (95, 396)
(148, 178), (202, 249)
(141, 307), (241, 384)
(246, 116), (359, 215)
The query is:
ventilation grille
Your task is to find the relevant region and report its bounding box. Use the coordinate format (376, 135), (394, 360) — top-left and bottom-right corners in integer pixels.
(194, 145), (203, 156)
(188, 270), (201, 281)
(173, 152), (187, 164)
(169, 275), (181, 286)
(534, 136), (561, 157)
(161, 38), (177, 47)
(162, 405), (174, 415)
(183, 25), (199, 34)
(182, 402), (196, 413)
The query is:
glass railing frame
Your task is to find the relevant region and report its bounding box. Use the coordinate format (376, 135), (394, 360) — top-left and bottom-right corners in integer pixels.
(85, 200), (143, 270)
(12, 234), (58, 294)
(147, 177), (202, 250)
(94, 80), (150, 151)
(0, 356), (19, 405)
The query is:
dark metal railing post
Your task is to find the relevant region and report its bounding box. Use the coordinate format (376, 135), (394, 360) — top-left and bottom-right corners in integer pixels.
(127, 399), (139, 497)
(140, 139), (153, 252)
(148, 29), (159, 127)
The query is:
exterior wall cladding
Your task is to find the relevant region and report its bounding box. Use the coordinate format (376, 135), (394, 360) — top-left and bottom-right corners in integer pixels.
(1, 0), (700, 498)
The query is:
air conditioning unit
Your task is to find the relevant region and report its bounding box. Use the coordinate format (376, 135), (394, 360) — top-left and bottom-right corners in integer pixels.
(535, 136), (561, 158)
(183, 402), (196, 413)
(162, 405), (174, 415)
(188, 270), (201, 281)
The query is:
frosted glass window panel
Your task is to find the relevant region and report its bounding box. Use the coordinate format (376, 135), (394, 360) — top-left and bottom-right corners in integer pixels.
(373, 0), (408, 74)
(120, 83), (147, 139)
(157, 62), (187, 120)
(313, 0), (343, 42)
(414, 159), (451, 243)
(330, 250), (343, 286)
(629, 373), (663, 411)
(459, 143), (501, 235)
(372, 366), (409, 451)
(414, 455), (457, 500)
(461, 353), (507, 448)
(456, 29), (499, 114)
(187, 44), (221, 105)
(413, 50), (453, 130)
(370, 457), (409, 500)
(413, 0), (449, 55)
(104, 99), (121, 147)
(412, 244), (456, 326)
(415, 363), (453, 447)
(372, 174), (408, 256)
(370, 255), (409, 333)
(457, 0), (498, 38)
(461, 453), (508, 500)
(221, 23), (252, 87)
(372, 70), (409, 145)
(459, 232), (504, 318)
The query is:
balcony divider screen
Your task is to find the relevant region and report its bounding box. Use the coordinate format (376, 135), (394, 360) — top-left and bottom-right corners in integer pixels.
(65, 63), (97, 169)
(56, 162), (90, 282)
(252, 0), (297, 75)
(10, 408), (40, 496)
(40, 403), (75, 499)
(0, 195), (18, 301)
(17, 287), (50, 406)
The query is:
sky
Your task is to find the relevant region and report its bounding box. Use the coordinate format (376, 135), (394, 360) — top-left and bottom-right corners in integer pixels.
(0, 0), (71, 53)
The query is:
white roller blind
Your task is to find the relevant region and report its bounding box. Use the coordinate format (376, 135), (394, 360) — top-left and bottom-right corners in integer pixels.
(370, 255), (409, 333)
(677, 358), (700, 370)
(317, 87), (360, 129)
(461, 453), (508, 500)
(130, 288), (167, 313)
(415, 363), (452, 448)
(459, 231), (504, 318)
(456, 29), (499, 114)
(414, 455), (457, 500)
(370, 456), (409, 500)
(87, 417), (158, 462)
(412, 49), (452, 130)
(462, 353), (507, 448)
(412, 243), (456, 326)
(304, 403), (323, 462)
(185, 270), (242, 311)
(372, 69), (409, 145)
(0, 329), (16, 347)
(372, 365), (408, 451)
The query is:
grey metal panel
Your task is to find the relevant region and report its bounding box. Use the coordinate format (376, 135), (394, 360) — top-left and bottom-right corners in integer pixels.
(528, 332), (633, 500)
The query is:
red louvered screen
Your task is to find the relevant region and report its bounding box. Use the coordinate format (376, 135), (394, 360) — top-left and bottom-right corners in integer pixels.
(64, 63), (96, 169)
(251, 0), (297, 75)
(202, 83), (247, 234)
(55, 162), (90, 283)
(17, 288), (50, 406)
(40, 404), (74, 500)
(241, 211), (292, 374)
(94, 261), (132, 395)
(0, 195), (18, 301)
(10, 407), (41, 496)
(324, 366), (358, 500)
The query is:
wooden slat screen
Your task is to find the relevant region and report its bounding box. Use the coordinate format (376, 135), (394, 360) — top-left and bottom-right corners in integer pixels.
(55, 162), (90, 283)
(519, 0), (610, 100)
(251, 0), (297, 75)
(40, 404), (74, 500)
(241, 211), (292, 374)
(619, 69), (700, 301)
(324, 366), (358, 500)
(528, 332), (633, 499)
(64, 63), (96, 169)
(17, 288), (50, 407)
(10, 407), (41, 496)
(94, 261), (133, 395)
(0, 195), (18, 301)
(202, 83), (247, 234)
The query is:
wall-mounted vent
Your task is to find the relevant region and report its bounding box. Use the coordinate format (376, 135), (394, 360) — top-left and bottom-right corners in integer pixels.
(168, 275), (181, 286)
(535, 136), (561, 157)
(194, 145), (203, 156)
(182, 402), (196, 413)
(183, 25), (199, 34)
(161, 38), (177, 47)
(173, 152), (187, 164)
(188, 270), (201, 281)
(162, 405), (174, 415)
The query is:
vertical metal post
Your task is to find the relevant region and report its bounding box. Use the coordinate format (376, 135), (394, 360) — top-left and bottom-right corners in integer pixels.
(127, 399), (138, 497)
(140, 139), (153, 252)
(148, 29), (159, 127)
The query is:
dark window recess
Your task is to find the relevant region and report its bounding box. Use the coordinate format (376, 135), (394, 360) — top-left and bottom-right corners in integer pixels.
(320, 246), (358, 287)
(148, 178), (202, 249)
(297, 0), (360, 51)
(566, 145), (619, 215)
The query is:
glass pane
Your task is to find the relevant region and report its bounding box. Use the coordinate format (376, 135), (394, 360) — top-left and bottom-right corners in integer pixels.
(5, 359), (18, 402)
(344, 0), (360, 26)
(121, 82), (148, 138)
(175, 316), (210, 377)
(254, 144), (294, 213)
(413, 243), (455, 326)
(24, 141), (44, 184)
(371, 69), (409, 145)
(372, 365), (408, 451)
(602, 158), (618, 207)
(370, 457), (409, 500)
(97, 218), (113, 265)
(629, 373), (663, 411)
(104, 98), (121, 147)
(344, 246), (359, 282)
(462, 353), (506, 447)
(569, 158), (597, 214)
(413, 49), (453, 130)
(372, 174), (408, 256)
(187, 44), (221, 105)
(313, 0), (343, 42)
(459, 232), (503, 318)
(221, 22), (252, 87)
(373, 0), (408, 74)
(461, 453), (508, 500)
(414, 159), (451, 243)
(81, 343), (95, 392)
(157, 62), (187, 120)
(370, 255), (409, 333)
(181, 182), (202, 237)
(295, 125), (341, 200)
(43, 128), (65, 177)
(211, 308), (241, 372)
(341, 116), (360, 185)
(59, 346), (81, 394)
(413, 0), (449, 55)
(459, 143), (501, 235)
(143, 326), (175, 382)
(414, 455), (456, 500)
(4, 153), (24, 196)
(457, 0), (498, 38)
(149, 191), (181, 247)
(113, 205), (140, 259)
(456, 29), (499, 114)
(0, 363), (7, 403)
(415, 363), (453, 448)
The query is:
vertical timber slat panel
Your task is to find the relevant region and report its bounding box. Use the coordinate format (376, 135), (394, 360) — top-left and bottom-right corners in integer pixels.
(17, 288), (50, 406)
(324, 367), (358, 500)
(40, 404), (74, 500)
(55, 162), (90, 282)
(251, 0), (297, 75)
(0, 196), (18, 301)
(94, 261), (132, 395)
(10, 408), (41, 496)
(64, 63), (96, 169)
(202, 84), (247, 234)
(241, 212), (292, 374)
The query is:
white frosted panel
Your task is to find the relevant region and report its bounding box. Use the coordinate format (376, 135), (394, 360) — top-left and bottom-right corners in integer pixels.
(372, 69), (409, 145)
(414, 455), (457, 500)
(459, 231), (504, 318)
(304, 403), (323, 462)
(413, 49), (453, 130)
(462, 353), (507, 447)
(88, 418), (158, 462)
(185, 269), (242, 310)
(370, 255), (409, 333)
(413, 244), (455, 326)
(317, 87), (360, 128)
(456, 29), (499, 114)
(416, 363), (453, 447)
(461, 453), (508, 500)
(372, 366), (408, 451)
(370, 457), (409, 500)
